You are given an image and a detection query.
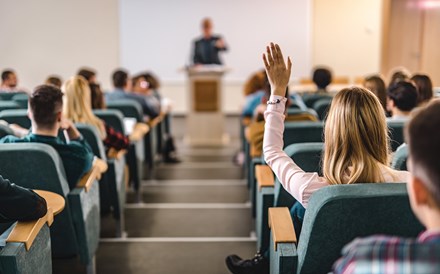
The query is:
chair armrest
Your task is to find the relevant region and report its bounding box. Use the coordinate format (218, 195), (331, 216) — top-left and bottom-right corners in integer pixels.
(6, 190), (65, 251)
(269, 207), (297, 251)
(256, 165), (275, 190)
(77, 159), (106, 192)
(129, 123), (150, 142)
(147, 113), (165, 128)
(107, 148), (127, 160)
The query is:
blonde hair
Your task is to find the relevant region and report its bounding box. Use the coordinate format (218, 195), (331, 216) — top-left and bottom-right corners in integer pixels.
(62, 76), (106, 139)
(323, 87), (390, 185)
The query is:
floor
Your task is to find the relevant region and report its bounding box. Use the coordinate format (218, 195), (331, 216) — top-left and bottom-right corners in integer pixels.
(94, 115), (255, 274)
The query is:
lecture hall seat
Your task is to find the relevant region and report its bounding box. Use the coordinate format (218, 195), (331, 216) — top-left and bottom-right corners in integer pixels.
(392, 143), (408, 171)
(0, 143), (104, 273)
(269, 183), (424, 274)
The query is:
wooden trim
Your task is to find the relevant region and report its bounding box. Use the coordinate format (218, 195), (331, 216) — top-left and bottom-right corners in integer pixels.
(34, 190), (65, 216)
(380, 0), (392, 75)
(129, 123), (150, 142)
(76, 159), (107, 192)
(148, 112), (166, 128)
(256, 165), (275, 190)
(107, 148), (127, 160)
(268, 207), (297, 251)
(94, 157), (108, 174)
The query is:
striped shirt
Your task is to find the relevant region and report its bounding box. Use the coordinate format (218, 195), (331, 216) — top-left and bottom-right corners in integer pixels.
(333, 230), (440, 274)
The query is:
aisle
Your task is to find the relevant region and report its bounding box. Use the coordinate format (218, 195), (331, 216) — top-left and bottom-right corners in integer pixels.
(96, 124), (256, 273)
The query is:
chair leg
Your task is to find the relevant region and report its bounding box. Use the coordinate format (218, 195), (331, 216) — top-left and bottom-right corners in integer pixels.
(86, 256), (96, 274)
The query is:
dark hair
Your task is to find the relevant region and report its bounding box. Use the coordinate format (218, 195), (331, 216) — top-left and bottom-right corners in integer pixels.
(312, 67), (332, 90)
(29, 85), (63, 129)
(45, 75), (62, 88)
(389, 70), (409, 87)
(387, 81), (418, 112)
(112, 69), (128, 88)
(90, 83), (106, 109)
(132, 74), (145, 88)
(364, 75), (387, 110)
(1, 70), (14, 81)
(405, 100), (440, 206)
(142, 72), (160, 89)
(77, 68), (96, 82)
(411, 74), (433, 105)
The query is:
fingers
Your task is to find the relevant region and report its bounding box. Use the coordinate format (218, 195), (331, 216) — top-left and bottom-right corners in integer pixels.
(287, 57), (292, 74)
(266, 46), (274, 66)
(262, 54), (270, 70)
(275, 44), (284, 62)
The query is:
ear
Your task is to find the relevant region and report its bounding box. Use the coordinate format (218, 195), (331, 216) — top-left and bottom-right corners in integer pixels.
(411, 176), (431, 206)
(56, 111), (62, 122)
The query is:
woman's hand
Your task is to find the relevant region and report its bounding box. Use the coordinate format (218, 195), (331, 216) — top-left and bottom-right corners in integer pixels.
(262, 43), (292, 97)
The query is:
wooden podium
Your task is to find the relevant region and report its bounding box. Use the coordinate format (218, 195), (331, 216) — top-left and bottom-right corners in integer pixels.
(185, 65), (229, 146)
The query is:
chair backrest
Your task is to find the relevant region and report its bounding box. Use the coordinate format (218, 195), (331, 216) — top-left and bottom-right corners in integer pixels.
(283, 122), (324, 148)
(0, 101), (20, 112)
(76, 123), (107, 160)
(392, 143), (408, 171)
(12, 93), (29, 109)
(312, 98), (332, 121)
(107, 99), (144, 122)
(0, 109), (30, 128)
(297, 183), (424, 274)
(388, 120), (405, 152)
(0, 92), (26, 101)
(0, 143), (78, 257)
(286, 109), (319, 122)
(93, 109), (126, 135)
(274, 143), (324, 207)
(301, 93), (333, 108)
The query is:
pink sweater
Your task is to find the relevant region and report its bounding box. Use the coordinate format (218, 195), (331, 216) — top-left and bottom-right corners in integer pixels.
(263, 95), (409, 208)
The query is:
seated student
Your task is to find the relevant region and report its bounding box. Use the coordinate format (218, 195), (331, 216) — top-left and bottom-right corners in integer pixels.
(333, 100), (440, 274)
(363, 75), (387, 112)
(0, 175), (47, 223)
(77, 67), (106, 109)
(45, 75), (63, 89)
(131, 74), (161, 117)
(0, 69), (27, 93)
(63, 76), (129, 151)
(411, 74), (433, 107)
(312, 67), (332, 92)
(388, 67), (410, 87)
(0, 85), (94, 190)
(387, 81), (418, 121)
(242, 70), (267, 117)
(226, 43), (408, 274)
(106, 69), (159, 120)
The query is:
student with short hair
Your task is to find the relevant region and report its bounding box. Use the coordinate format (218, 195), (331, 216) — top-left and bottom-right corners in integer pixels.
(226, 43), (408, 274)
(0, 69), (26, 93)
(0, 85), (94, 190)
(387, 81), (418, 120)
(411, 74), (433, 107)
(312, 67), (332, 91)
(45, 75), (63, 89)
(333, 100), (440, 274)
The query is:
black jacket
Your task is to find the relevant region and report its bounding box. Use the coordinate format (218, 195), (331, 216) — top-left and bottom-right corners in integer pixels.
(193, 36), (227, 65)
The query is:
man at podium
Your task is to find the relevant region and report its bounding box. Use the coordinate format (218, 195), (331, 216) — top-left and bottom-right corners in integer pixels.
(192, 18), (228, 65)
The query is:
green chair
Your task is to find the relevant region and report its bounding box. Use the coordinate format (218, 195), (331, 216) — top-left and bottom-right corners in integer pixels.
(0, 93), (26, 101)
(283, 122), (324, 147)
(301, 93), (332, 108)
(0, 143), (100, 273)
(76, 123), (126, 236)
(0, 102), (20, 112)
(392, 143), (408, 171)
(0, 109), (30, 128)
(256, 143), (323, 252)
(269, 183), (423, 274)
(94, 109), (144, 200)
(388, 120), (405, 152)
(312, 98), (332, 121)
(11, 93), (29, 109)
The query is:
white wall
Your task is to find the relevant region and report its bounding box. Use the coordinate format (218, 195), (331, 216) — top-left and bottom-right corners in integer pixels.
(312, 0), (383, 80)
(0, 0), (119, 91)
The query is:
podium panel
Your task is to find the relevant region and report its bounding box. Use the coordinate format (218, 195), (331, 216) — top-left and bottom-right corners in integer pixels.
(193, 81), (218, 112)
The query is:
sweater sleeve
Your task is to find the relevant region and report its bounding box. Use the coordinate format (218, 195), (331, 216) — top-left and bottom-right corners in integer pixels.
(263, 95), (328, 208)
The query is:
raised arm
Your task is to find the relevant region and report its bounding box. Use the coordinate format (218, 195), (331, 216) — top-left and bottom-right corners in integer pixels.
(262, 43), (327, 208)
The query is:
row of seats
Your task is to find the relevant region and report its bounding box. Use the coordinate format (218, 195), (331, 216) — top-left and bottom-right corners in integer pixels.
(0, 96), (169, 273)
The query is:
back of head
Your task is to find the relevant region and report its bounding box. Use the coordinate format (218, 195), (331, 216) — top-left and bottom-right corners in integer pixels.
(90, 83), (106, 109)
(389, 68), (410, 87)
(387, 81), (418, 112)
(1, 69), (14, 82)
(77, 67), (96, 83)
(323, 87), (389, 185)
(62, 76), (104, 136)
(142, 72), (160, 90)
(112, 69), (128, 89)
(45, 75), (63, 89)
(411, 74), (433, 106)
(243, 70), (266, 96)
(29, 85), (63, 130)
(364, 75), (386, 110)
(312, 67), (332, 90)
(406, 100), (440, 206)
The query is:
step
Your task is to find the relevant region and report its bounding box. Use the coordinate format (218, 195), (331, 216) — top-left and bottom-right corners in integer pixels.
(154, 162), (243, 180)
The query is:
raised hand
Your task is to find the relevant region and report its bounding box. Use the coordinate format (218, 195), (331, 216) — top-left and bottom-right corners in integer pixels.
(262, 43), (292, 97)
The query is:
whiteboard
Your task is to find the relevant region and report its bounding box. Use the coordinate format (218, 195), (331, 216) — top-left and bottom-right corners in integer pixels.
(119, 0), (312, 82)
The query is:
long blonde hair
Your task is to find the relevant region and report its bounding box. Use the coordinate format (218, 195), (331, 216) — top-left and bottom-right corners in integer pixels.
(62, 76), (106, 139)
(323, 87), (390, 185)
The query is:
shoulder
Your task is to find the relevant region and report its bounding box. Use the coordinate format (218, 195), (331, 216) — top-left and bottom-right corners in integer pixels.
(382, 166), (409, 183)
(0, 135), (22, 143)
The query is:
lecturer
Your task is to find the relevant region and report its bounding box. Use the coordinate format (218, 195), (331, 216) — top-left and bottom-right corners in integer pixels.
(192, 18), (228, 65)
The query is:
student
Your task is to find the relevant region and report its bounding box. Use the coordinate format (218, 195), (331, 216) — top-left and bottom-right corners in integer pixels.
(77, 68), (106, 110)
(411, 74), (433, 107)
(0, 69), (23, 93)
(333, 100), (440, 273)
(387, 81), (418, 120)
(226, 43), (408, 274)
(0, 85), (94, 190)
(45, 75), (63, 89)
(312, 67), (332, 92)
(364, 75), (387, 111)
(62, 76), (129, 151)
(242, 70), (267, 117)
(131, 74), (161, 117)
(0, 176), (47, 223)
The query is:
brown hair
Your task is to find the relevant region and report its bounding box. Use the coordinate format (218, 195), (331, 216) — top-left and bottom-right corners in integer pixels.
(411, 74), (433, 106)
(243, 70), (266, 96)
(29, 85), (63, 129)
(364, 75), (386, 110)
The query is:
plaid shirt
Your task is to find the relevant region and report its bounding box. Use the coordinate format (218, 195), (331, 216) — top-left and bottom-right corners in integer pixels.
(103, 124), (129, 151)
(333, 230), (440, 274)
